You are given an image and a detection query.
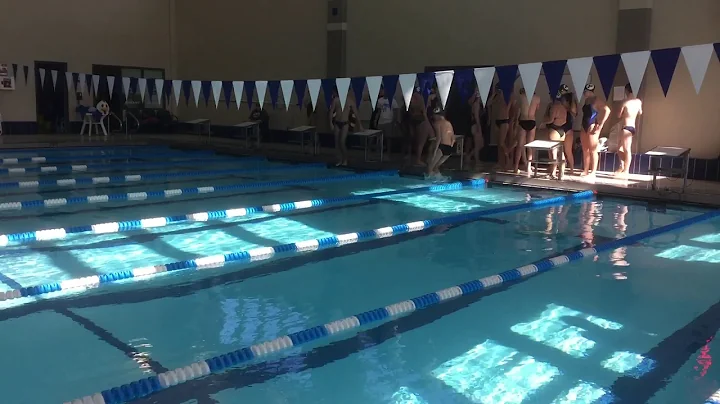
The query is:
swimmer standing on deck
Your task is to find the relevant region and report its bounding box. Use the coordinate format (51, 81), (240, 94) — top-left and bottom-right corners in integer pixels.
(513, 87), (541, 174)
(615, 83), (642, 178)
(329, 88), (362, 167)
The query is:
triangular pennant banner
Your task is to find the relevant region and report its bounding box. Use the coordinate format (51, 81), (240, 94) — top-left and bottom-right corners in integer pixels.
(123, 77), (132, 99)
(232, 81), (244, 109)
(267, 80), (280, 109)
(211, 81), (222, 108)
(416, 72), (435, 105)
(715, 43), (720, 63)
(65, 72), (75, 93)
(86, 74), (95, 96)
(182, 80), (192, 106)
(138, 78), (147, 102)
(518, 62), (542, 103)
(11, 64), (17, 79)
(350, 77), (365, 108)
(307, 79), (321, 110)
(255, 80), (268, 109)
(593, 54), (621, 99)
(453, 69), (474, 102)
(567, 57), (593, 101)
(294, 79), (307, 108)
(221, 81), (233, 109)
(50, 70), (58, 90)
(398, 73), (416, 111)
(321, 78), (335, 109)
(155, 79), (164, 103)
(244, 81), (256, 110)
(366, 76), (382, 109)
(434, 70), (454, 109)
(72, 73), (80, 93)
(681, 43), (714, 94)
(382, 75), (399, 110)
(107, 76), (116, 100)
(164, 80), (173, 102)
(38, 68), (46, 88)
(621, 50), (650, 94)
(473, 67), (495, 105)
(496, 65), (518, 104)
(93, 75), (101, 96)
(200, 81), (212, 106)
(172, 80), (182, 106)
(22, 65), (28, 85)
(191, 80), (202, 106)
(147, 79), (157, 103)
(336, 77), (351, 111)
(280, 80), (293, 110)
(542, 60), (567, 99)
(78, 73), (87, 94)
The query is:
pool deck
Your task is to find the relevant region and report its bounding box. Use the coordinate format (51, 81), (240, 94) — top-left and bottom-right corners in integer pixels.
(3, 133), (719, 208)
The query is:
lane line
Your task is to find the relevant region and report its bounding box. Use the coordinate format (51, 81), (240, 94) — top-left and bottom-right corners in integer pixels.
(0, 151), (214, 165)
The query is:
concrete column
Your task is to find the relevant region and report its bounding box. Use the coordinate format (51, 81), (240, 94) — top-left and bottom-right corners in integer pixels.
(326, 0), (347, 78)
(617, 0), (653, 53)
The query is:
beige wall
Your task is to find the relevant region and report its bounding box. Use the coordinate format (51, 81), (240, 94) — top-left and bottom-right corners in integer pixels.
(0, 0), (174, 122)
(173, 0), (327, 129)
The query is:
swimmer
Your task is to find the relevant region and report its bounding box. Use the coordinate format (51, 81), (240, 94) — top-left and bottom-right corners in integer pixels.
(513, 87), (541, 174)
(615, 83), (642, 177)
(426, 107), (456, 178)
(489, 83), (512, 169)
(558, 84), (578, 175)
(408, 86), (431, 166)
(544, 91), (569, 179)
(467, 88), (484, 169)
(329, 87), (362, 166)
(579, 84), (611, 177)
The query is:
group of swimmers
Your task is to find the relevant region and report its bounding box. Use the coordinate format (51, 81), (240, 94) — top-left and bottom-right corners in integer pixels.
(494, 82), (643, 179)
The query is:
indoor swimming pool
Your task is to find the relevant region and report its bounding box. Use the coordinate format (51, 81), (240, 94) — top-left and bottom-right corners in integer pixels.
(0, 146), (718, 404)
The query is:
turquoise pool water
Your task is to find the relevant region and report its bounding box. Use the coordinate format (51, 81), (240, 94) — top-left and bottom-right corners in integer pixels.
(0, 147), (718, 404)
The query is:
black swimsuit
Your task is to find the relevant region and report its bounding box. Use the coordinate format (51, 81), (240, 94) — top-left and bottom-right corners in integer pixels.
(581, 103), (598, 132)
(623, 126), (636, 135)
(519, 120), (536, 131)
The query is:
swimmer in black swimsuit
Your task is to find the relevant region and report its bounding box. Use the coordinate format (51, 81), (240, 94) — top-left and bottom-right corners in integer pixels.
(329, 87), (361, 166)
(558, 84), (578, 175)
(468, 89), (484, 169)
(426, 106), (456, 178)
(544, 92), (569, 179)
(616, 83), (642, 178)
(579, 83), (610, 176)
(408, 86), (431, 166)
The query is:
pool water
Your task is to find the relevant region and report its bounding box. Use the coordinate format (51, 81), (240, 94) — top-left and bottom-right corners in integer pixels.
(0, 147), (718, 404)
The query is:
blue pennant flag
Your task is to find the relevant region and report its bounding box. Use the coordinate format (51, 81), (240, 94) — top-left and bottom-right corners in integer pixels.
(164, 80), (173, 101)
(85, 74), (94, 95)
(321, 78), (335, 109)
(650, 48), (681, 96)
(350, 77), (365, 108)
(593, 54), (621, 99)
(453, 69), (474, 102)
(542, 60), (567, 99)
(23, 66), (28, 84)
(222, 81), (233, 109)
(382, 75), (398, 104)
(181, 80), (192, 105)
(201, 81), (212, 106)
(244, 81), (256, 110)
(268, 80), (281, 109)
(294, 79), (307, 108)
(72, 73), (80, 93)
(147, 78), (156, 102)
(714, 43), (720, 63)
(11, 64), (17, 79)
(416, 72), (435, 105)
(496, 65), (518, 104)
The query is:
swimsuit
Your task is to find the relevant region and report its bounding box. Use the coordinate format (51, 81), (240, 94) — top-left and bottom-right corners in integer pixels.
(333, 120), (347, 128)
(562, 111), (573, 133)
(496, 119), (510, 126)
(439, 144), (454, 156)
(548, 123), (566, 137)
(623, 126), (636, 135)
(519, 120), (536, 131)
(581, 103), (598, 132)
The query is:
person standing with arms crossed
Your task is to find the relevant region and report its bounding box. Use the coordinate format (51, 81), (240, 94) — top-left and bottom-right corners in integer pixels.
(615, 83), (642, 178)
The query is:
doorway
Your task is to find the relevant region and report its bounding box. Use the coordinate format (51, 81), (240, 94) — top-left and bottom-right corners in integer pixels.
(35, 61), (68, 134)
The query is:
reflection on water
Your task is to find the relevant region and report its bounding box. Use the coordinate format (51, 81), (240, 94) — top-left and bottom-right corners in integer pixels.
(656, 244), (720, 264)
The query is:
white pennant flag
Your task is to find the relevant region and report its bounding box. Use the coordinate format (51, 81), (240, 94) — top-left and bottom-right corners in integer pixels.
(518, 62), (542, 103)
(434, 70), (454, 109)
(50, 70), (58, 90)
(191, 80), (201, 106)
(232, 81), (243, 109)
(138, 78), (147, 102)
(172, 80), (182, 106)
(280, 80), (294, 110)
(398, 73), (417, 111)
(107, 76), (116, 99)
(335, 77), (351, 111)
(473, 67), (495, 105)
(365, 76), (382, 109)
(567, 57), (593, 101)
(255, 80), (268, 109)
(154, 79), (164, 103)
(78, 73), (86, 94)
(211, 81), (222, 108)
(39, 68), (46, 88)
(681, 44), (714, 94)
(65, 72), (74, 92)
(123, 77), (132, 99)
(621, 51), (650, 95)
(307, 79), (321, 109)
(92, 75), (100, 96)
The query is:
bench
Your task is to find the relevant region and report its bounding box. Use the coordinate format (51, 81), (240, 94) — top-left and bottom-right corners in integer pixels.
(351, 129), (384, 162)
(645, 146), (691, 192)
(289, 125), (318, 155)
(186, 119), (211, 141)
(525, 140), (565, 179)
(233, 121), (261, 148)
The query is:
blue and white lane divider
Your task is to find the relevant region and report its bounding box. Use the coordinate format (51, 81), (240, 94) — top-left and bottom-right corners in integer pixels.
(0, 145), (169, 155)
(706, 388), (720, 403)
(66, 204), (720, 404)
(0, 179), (485, 247)
(0, 170), (398, 212)
(6, 189), (589, 302)
(0, 162), (327, 190)
(0, 150), (213, 165)
(0, 156), (260, 176)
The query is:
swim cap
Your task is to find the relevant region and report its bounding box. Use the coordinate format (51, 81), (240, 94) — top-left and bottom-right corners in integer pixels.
(519, 87), (526, 94)
(433, 106), (444, 115)
(414, 86), (421, 92)
(584, 83), (595, 92)
(559, 84), (570, 94)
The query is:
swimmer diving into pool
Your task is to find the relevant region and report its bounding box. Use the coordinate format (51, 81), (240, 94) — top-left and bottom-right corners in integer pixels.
(426, 107), (455, 179)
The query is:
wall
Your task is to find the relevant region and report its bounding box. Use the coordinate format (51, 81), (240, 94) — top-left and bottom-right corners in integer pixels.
(173, 0), (327, 129)
(0, 0), (174, 123)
